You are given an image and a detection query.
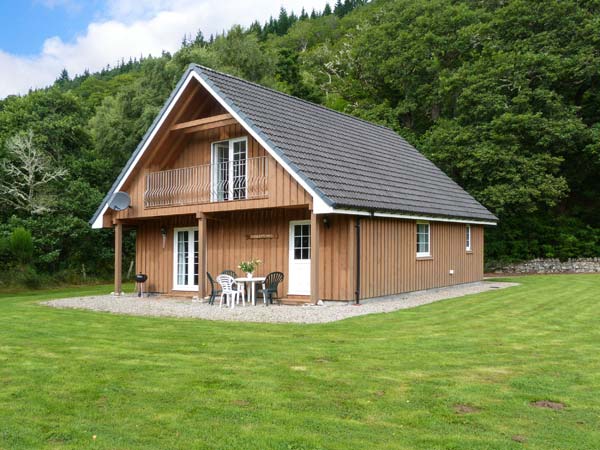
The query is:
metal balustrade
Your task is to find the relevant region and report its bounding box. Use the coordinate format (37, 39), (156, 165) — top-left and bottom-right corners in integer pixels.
(144, 156), (268, 208)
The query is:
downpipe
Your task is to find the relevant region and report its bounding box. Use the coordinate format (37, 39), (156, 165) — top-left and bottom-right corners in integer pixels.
(354, 216), (361, 305)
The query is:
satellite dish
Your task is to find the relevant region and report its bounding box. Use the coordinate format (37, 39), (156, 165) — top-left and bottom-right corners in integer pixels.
(109, 192), (131, 211)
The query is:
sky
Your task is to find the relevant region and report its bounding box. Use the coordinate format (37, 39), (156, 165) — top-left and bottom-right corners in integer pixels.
(0, 0), (326, 98)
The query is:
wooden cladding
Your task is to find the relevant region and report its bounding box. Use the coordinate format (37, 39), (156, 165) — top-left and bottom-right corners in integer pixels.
(317, 215), (355, 301)
(358, 218), (484, 299)
(112, 123), (311, 223)
(135, 208), (356, 300)
(136, 209), (306, 296)
(134, 211), (484, 301)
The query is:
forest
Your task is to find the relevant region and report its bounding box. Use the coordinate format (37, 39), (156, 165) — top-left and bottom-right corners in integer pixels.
(0, 0), (598, 287)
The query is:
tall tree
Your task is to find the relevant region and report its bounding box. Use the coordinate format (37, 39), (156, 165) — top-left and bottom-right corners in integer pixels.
(0, 131), (67, 215)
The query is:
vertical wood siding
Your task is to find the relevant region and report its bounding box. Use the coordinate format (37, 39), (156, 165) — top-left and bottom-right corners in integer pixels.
(358, 218), (484, 299)
(113, 124), (311, 222)
(134, 209), (356, 300)
(318, 215), (355, 301)
(135, 214), (483, 300)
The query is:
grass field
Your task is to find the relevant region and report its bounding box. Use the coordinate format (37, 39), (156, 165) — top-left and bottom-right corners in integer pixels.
(0, 275), (599, 449)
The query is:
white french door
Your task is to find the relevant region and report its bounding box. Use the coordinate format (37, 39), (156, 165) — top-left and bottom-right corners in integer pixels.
(211, 137), (247, 201)
(173, 227), (198, 290)
(288, 220), (311, 295)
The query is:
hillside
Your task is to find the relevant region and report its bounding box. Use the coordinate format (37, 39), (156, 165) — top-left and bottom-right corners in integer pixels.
(0, 0), (598, 285)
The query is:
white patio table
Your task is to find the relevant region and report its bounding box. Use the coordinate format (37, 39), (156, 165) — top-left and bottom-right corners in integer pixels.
(235, 276), (266, 306)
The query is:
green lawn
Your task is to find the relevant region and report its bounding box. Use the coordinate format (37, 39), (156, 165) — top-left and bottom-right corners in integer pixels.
(1, 276), (599, 449)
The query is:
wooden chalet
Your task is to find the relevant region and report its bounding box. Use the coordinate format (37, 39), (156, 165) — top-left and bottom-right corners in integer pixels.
(91, 65), (498, 304)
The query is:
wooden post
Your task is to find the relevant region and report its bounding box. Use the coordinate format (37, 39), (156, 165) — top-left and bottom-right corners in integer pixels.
(114, 222), (123, 295)
(311, 212), (320, 304)
(197, 213), (207, 300)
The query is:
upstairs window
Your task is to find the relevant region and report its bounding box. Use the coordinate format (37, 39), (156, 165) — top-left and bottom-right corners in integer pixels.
(416, 222), (430, 257)
(466, 224), (472, 251)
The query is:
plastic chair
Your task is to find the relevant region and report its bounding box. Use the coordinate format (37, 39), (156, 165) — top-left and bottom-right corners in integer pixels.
(258, 272), (284, 305)
(222, 269), (245, 305)
(206, 272), (221, 305)
(216, 274), (242, 308)
(221, 269), (238, 278)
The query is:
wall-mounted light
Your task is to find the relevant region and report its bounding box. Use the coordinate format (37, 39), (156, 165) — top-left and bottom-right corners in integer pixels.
(161, 227), (167, 249)
(323, 217), (330, 229)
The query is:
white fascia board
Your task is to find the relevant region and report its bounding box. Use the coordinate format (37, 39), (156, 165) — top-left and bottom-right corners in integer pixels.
(373, 211), (497, 226)
(318, 207), (496, 225)
(91, 71), (199, 229)
(189, 71), (333, 214)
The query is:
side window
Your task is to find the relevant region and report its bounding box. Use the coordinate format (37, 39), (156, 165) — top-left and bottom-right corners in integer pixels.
(466, 225), (472, 251)
(416, 222), (430, 257)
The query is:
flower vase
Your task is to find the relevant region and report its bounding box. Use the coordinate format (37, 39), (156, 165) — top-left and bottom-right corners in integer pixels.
(246, 272), (253, 279)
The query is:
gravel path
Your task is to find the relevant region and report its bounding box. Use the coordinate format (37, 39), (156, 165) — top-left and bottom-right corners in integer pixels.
(43, 281), (518, 324)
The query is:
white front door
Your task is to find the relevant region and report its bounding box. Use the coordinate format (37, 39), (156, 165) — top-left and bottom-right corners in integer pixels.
(288, 220), (311, 295)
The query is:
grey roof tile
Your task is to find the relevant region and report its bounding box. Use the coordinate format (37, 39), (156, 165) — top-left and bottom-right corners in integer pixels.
(195, 65), (497, 222)
(91, 64), (497, 226)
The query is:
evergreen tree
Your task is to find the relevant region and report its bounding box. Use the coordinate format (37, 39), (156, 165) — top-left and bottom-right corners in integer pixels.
(248, 20), (262, 36)
(334, 0), (344, 17)
(194, 30), (206, 47)
(56, 69), (70, 88)
(323, 3), (333, 16)
(277, 7), (290, 35)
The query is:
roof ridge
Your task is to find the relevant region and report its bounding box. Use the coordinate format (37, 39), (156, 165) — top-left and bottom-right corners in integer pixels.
(191, 64), (397, 134)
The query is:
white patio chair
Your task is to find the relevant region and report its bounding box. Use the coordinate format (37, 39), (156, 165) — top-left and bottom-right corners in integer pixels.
(216, 274), (242, 308)
(221, 270), (245, 305)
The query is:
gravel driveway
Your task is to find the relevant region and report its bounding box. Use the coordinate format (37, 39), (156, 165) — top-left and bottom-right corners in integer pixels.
(43, 281), (517, 324)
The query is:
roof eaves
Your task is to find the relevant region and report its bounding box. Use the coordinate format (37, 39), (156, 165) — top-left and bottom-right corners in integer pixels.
(89, 66), (197, 226)
(332, 203), (498, 224)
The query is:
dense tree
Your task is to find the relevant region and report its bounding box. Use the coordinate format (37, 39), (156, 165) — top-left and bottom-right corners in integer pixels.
(1, 0), (599, 288)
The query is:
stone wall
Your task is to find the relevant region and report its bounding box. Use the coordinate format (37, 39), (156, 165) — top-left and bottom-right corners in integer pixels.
(495, 258), (600, 274)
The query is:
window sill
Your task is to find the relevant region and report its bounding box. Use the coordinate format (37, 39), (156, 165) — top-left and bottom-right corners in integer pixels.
(416, 256), (433, 261)
(466, 250), (473, 254)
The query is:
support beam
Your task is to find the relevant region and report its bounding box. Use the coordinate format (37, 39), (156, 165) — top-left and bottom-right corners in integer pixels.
(114, 222), (123, 295)
(310, 212), (320, 304)
(181, 118), (238, 134)
(171, 113), (233, 131)
(197, 213), (207, 300)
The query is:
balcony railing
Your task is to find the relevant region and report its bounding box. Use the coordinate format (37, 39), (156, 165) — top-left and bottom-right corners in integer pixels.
(144, 156), (268, 208)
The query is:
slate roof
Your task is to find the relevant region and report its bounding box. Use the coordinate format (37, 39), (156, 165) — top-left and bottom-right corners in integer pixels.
(91, 64), (497, 226)
(195, 65), (497, 222)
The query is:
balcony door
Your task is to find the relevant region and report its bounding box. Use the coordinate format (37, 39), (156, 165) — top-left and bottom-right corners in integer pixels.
(173, 227), (198, 291)
(211, 137), (247, 201)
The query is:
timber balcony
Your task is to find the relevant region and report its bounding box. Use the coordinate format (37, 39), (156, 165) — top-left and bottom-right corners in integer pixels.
(144, 156), (269, 208)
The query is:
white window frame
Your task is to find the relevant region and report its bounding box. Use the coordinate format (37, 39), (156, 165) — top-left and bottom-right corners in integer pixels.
(173, 226), (198, 291)
(416, 221), (431, 258)
(289, 220), (311, 261)
(466, 224), (472, 252)
(210, 136), (248, 202)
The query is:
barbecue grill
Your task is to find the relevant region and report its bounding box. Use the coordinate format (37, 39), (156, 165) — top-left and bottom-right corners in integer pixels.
(135, 273), (148, 297)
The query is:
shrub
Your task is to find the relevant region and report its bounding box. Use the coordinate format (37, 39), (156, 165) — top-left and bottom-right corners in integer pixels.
(15, 266), (42, 289)
(9, 227), (34, 266)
